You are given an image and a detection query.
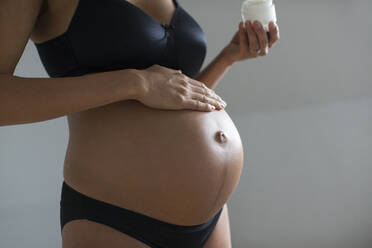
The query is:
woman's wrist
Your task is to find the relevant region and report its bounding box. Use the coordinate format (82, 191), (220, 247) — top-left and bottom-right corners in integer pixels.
(221, 45), (237, 66)
(110, 68), (147, 101)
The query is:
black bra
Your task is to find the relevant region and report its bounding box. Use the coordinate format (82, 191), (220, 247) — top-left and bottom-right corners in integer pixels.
(33, 0), (207, 78)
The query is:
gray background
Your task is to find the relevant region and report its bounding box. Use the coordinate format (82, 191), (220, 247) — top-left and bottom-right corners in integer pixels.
(1, 0), (371, 247)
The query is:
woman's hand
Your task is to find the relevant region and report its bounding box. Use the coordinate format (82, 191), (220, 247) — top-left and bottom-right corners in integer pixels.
(223, 20), (280, 63)
(137, 64), (227, 112)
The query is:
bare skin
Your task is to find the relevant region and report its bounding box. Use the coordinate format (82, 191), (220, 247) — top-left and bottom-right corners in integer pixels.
(1, 0), (244, 247)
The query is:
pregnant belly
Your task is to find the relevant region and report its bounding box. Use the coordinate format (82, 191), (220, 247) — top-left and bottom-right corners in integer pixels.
(64, 99), (244, 225)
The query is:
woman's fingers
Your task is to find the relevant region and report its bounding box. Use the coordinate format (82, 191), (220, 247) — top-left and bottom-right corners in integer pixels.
(190, 92), (225, 110)
(183, 99), (217, 112)
(246, 21), (260, 54)
(190, 85), (225, 107)
(239, 21), (250, 53)
(184, 78), (226, 109)
(253, 21), (269, 56)
(268, 21), (279, 48)
(188, 78), (224, 101)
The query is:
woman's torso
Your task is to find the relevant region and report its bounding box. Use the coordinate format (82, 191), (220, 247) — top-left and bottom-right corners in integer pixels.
(31, 0), (244, 225)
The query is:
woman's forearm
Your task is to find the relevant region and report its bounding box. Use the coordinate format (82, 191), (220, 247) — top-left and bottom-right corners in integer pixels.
(0, 69), (144, 126)
(195, 47), (235, 90)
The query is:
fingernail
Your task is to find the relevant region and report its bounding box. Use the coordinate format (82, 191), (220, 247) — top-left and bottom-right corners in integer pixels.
(211, 105), (216, 110)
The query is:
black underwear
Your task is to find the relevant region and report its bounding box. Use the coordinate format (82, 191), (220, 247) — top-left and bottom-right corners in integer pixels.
(60, 181), (223, 248)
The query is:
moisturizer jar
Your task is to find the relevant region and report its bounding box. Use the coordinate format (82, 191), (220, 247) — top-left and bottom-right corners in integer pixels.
(241, 0), (277, 31)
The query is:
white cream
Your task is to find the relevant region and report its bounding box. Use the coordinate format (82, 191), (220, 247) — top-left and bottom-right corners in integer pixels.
(241, 0), (277, 31)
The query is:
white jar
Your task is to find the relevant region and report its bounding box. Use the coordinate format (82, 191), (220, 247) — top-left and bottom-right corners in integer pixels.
(241, 0), (277, 31)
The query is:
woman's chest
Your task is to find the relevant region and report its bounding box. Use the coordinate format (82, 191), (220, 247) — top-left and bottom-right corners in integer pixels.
(34, 0), (208, 78)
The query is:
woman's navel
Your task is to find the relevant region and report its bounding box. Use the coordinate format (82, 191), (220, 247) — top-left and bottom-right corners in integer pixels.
(215, 130), (228, 144)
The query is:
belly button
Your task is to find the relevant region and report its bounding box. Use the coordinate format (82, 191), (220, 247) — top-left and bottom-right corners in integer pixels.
(215, 130), (227, 144)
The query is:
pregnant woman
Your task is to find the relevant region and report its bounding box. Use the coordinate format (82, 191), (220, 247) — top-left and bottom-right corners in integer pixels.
(0, 0), (279, 247)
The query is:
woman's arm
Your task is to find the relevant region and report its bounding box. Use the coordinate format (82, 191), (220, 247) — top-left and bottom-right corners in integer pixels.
(0, 0), (144, 126)
(196, 21), (280, 90)
(0, 71), (144, 126)
(195, 47), (234, 90)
